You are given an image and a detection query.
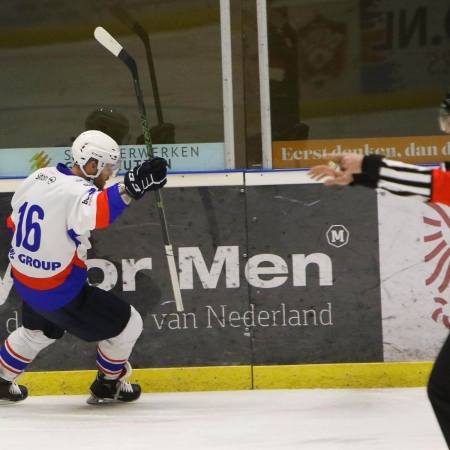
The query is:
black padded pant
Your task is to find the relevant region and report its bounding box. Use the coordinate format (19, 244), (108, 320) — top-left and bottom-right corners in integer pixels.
(428, 333), (450, 448)
(22, 283), (131, 342)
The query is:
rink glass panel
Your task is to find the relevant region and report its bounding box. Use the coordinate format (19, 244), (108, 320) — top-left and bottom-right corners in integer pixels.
(0, 1), (223, 149)
(266, 0), (450, 143)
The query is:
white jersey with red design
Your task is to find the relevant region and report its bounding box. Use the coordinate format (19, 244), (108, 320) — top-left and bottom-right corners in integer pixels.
(6, 163), (128, 310)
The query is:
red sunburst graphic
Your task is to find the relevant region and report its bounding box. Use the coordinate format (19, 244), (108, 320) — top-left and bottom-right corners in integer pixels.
(424, 203), (450, 292)
(432, 297), (450, 329)
(424, 203), (450, 329)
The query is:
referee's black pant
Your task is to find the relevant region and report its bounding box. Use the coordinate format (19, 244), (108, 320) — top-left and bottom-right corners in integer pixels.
(428, 333), (450, 448)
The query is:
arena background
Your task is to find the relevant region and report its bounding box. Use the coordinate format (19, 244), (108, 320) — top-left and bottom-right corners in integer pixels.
(1, 0), (450, 394)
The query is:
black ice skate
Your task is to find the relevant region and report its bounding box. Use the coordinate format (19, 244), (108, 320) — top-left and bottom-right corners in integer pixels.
(0, 377), (28, 404)
(87, 362), (141, 405)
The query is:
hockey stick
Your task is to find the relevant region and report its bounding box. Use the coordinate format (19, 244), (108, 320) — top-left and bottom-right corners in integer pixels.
(110, 5), (164, 125)
(94, 26), (184, 312)
(109, 9), (221, 250)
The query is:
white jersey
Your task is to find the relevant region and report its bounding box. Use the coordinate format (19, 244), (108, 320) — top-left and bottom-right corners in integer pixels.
(7, 163), (128, 310)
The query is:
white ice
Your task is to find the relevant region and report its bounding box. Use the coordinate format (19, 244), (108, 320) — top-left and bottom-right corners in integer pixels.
(0, 388), (446, 449)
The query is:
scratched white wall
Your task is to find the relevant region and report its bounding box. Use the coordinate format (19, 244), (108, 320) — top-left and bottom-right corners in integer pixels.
(378, 191), (450, 361)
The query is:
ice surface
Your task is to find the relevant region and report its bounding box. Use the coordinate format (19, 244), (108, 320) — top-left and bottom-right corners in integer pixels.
(0, 388), (446, 449)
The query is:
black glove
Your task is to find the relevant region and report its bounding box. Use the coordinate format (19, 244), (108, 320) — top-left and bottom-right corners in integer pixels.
(124, 157), (168, 200)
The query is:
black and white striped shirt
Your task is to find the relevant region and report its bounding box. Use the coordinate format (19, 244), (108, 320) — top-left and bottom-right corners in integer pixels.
(354, 154), (435, 201)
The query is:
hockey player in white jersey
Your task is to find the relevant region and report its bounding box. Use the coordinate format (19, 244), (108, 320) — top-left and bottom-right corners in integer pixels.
(0, 130), (168, 404)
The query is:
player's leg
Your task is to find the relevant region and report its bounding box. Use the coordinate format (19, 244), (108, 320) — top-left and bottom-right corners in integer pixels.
(0, 302), (63, 403)
(427, 333), (450, 446)
(88, 304), (143, 403)
(29, 283), (143, 404)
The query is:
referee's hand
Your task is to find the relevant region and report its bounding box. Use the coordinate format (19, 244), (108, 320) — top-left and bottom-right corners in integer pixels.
(308, 153), (363, 186)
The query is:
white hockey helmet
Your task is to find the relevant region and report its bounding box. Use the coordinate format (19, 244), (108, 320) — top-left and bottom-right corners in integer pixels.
(72, 130), (121, 179)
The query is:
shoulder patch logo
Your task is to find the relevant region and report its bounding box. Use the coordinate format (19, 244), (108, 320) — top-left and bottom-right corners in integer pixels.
(82, 188), (97, 206)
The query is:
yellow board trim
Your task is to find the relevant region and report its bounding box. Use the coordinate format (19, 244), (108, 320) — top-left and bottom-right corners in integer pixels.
(19, 362), (433, 396)
(19, 365), (252, 397)
(254, 362), (433, 389)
